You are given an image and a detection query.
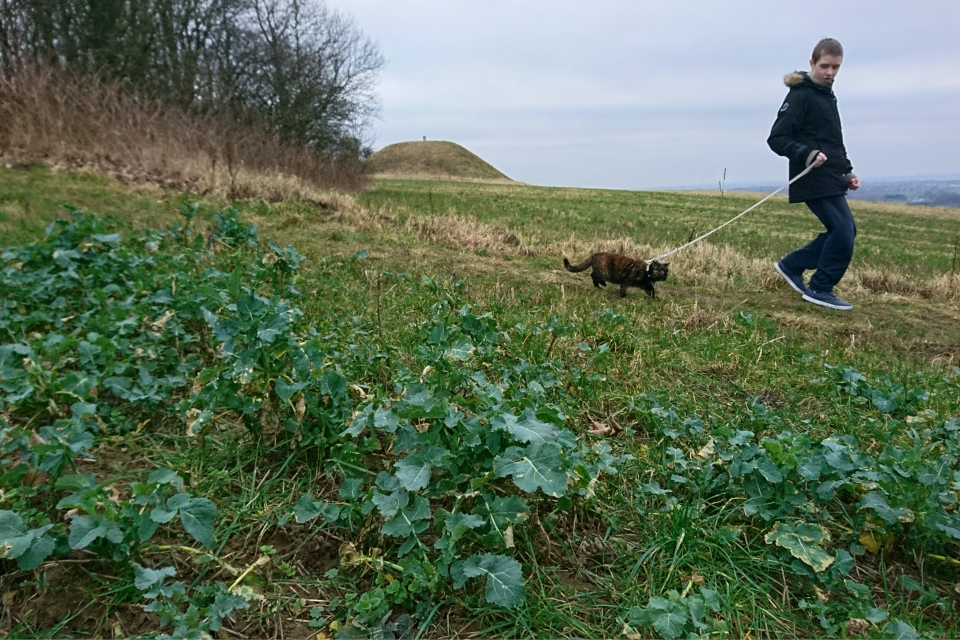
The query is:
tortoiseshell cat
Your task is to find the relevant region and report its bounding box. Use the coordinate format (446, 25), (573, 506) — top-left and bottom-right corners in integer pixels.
(563, 252), (669, 298)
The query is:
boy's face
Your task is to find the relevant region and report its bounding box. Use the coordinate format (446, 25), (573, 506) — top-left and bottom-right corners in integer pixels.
(810, 54), (843, 85)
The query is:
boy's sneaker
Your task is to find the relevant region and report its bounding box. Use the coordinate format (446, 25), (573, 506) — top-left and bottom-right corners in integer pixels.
(802, 289), (853, 310)
(775, 261), (808, 295)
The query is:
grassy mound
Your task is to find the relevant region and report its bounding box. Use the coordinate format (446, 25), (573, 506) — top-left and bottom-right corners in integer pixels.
(366, 140), (512, 182)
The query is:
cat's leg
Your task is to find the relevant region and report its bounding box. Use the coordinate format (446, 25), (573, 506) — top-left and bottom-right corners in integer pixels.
(592, 275), (606, 288)
(642, 283), (656, 298)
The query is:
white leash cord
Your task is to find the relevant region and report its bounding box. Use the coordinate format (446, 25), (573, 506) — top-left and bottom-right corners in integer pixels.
(646, 163), (817, 263)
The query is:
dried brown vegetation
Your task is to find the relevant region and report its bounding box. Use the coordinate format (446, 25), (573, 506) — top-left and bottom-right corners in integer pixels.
(0, 64), (367, 199)
(555, 234), (960, 305)
(307, 196), (960, 307)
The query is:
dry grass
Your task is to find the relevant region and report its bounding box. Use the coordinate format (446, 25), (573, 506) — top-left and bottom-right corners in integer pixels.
(310, 195), (960, 306)
(309, 201), (539, 257)
(549, 232), (960, 304)
(402, 214), (536, 255)
(361, 208), (960, 306)
(664, 300), (738, 333)
(0, 63), (367, 199)
(849, 269), (960, 302)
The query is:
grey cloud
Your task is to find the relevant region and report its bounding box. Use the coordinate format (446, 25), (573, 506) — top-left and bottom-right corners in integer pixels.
(335, 0), (960, 189)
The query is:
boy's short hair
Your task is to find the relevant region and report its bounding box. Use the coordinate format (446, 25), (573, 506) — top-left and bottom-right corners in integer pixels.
(812, 38), (844, 62)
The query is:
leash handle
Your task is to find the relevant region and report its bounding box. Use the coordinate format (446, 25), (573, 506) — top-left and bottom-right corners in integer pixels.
(646, 162), (818, 263)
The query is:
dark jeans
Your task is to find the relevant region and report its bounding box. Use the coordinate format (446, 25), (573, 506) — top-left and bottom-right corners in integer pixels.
(780, 195), (856, 294)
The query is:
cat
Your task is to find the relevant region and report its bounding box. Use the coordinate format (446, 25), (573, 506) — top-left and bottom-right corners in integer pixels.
(563, 252), (669, 298)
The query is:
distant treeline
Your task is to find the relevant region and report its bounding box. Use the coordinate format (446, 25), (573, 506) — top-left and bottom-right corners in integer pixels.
(848, 181), (960, 208)
(890, 191), (960, 208)
(0, 0), (384, 160)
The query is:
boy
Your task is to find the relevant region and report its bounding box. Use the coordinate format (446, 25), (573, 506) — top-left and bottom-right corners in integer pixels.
(768, 37), (860, 310)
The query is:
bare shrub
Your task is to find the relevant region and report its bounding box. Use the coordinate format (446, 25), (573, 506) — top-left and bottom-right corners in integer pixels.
(0, 63), (366, 197)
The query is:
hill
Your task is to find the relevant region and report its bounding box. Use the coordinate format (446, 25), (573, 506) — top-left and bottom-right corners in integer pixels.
(365, 140), (512, 182)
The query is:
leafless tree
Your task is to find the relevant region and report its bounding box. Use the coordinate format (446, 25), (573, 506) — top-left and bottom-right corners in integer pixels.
(237, 0), (384, 156)
(0, 0), (384, 158)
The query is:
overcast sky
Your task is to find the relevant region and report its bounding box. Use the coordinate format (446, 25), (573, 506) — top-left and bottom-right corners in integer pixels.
(331, 1), (960, 190)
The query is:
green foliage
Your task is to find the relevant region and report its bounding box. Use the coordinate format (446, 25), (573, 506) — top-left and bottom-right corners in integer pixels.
(3, 193), (959, 639)
(451, 554), (524, 608)
(633, 391), (960, 569)
(2, 205), (624, 634)
(135, 563), (252, 639)
(626, 586), (724, 639)
(0, 510), (55, 570)
(296, 294), (628, 614)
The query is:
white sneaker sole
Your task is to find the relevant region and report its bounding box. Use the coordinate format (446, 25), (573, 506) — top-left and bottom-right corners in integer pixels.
(775, 262), (807, 295)
(802, 293), (853, 310)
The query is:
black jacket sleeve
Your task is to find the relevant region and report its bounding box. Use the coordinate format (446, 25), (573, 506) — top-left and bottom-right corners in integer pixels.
(767, 90), (814, 166)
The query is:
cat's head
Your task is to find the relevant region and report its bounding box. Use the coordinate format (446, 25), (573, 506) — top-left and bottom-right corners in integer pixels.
(647, 260), (669, 281)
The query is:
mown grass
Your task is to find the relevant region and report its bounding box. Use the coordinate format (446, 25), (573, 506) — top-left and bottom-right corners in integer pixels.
(1, 166), (959, 639)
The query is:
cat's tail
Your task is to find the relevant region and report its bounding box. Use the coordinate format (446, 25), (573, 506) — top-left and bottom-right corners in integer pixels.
(563, 257), (591, 272)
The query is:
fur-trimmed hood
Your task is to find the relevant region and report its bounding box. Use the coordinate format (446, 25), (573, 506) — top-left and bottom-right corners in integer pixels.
(784, 70), (834, 92)
(784, 71), (806, 87)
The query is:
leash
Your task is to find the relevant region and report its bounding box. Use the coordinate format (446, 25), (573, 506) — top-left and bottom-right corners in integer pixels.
(645, 162), (818, 265)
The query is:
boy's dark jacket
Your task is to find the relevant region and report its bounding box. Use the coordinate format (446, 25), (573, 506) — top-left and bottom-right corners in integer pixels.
(768, 71), (854, 203)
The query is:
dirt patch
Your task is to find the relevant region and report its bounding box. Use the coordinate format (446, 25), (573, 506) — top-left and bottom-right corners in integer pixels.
(263, 525), (343, 578)
(428, 609), (487, 639)
(74, 439), (158, 480)
(553, 568), (596, 593)
(5, 563), (98, 634)
(106, 604), (157, 639)
(3, 560), (159, 639)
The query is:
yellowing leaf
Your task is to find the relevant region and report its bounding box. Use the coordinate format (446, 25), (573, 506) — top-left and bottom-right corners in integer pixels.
(696, 439), (716, 458)
(859, 530), (880, 554)
(764, 521), (834, 572)
(504, 524), (515, 549)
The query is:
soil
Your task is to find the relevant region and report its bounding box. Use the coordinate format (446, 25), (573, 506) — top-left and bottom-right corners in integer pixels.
(3, 560), (157, 638)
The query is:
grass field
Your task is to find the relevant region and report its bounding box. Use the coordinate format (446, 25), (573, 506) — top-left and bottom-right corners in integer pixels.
(1, 165), (959, 639)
